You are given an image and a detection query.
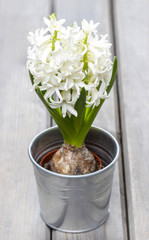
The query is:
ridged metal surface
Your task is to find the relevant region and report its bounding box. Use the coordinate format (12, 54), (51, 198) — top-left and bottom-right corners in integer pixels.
(28, 126), (119, 233)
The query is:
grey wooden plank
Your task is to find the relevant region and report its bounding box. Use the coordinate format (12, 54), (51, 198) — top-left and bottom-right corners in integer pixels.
(0, 1), (52, 239)
(114, 0), (149, 239)
(52, 0), (125, 239)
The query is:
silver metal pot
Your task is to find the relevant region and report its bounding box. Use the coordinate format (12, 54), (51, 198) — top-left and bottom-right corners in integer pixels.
(28, 126), (119, 233)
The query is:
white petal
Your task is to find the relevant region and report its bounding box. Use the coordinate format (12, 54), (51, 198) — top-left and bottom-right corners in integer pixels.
(44, 88), (55, 100)
(43, 17), (51, 27)
(62, 103), (67, 117)
(66, 104), (78, 117)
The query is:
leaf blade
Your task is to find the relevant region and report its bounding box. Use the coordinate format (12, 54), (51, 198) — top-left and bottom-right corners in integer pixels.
(72, 88), (86, 132)
(74, 56), (118, 146)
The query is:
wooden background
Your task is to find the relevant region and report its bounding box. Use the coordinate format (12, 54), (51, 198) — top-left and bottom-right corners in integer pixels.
(0, 0), (149, 239)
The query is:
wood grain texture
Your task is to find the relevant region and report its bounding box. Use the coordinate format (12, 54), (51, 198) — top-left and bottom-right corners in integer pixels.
(114, 0), (149, 239)
(52, 0), (125, 239)
(0, 1), (51, 239)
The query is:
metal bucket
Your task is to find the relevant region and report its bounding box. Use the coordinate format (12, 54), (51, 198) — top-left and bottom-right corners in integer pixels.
(28, 126), (119, 233)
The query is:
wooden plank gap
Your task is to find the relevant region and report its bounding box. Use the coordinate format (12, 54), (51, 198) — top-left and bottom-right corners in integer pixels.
(113, 1), (149, 238)
(51, 0), (55, 14)
(50, 228), (53, 240)
(45, 0), (55, 128)
(109, 0), (130, 239)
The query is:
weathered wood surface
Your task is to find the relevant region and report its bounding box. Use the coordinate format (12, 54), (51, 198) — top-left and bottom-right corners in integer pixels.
(114, 0), (149, 239)
(1, 0), (148, 239)
(0, 0), (51, 239)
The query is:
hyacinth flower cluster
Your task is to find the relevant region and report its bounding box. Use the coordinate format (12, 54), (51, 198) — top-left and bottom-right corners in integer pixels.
(27, 14), (117, 147)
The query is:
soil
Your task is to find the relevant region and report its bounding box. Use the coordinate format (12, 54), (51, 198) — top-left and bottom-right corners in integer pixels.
(41, 143), (103, 175)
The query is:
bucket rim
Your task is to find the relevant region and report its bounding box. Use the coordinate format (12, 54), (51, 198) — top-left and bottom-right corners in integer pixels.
(28, 125), (119, 179)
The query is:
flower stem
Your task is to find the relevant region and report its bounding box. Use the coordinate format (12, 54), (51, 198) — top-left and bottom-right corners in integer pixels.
(52, 31), (58, 51)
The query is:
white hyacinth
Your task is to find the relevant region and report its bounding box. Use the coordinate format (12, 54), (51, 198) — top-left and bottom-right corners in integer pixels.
(27, 14), (112, 118)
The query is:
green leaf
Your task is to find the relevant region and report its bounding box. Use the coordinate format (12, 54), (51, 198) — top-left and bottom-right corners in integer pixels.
(29, 71), (34, 85)
(72, 88), (86, 132)
(87, 56), (117, 122)
(75, 56), (118, 146)
(28, 57), (117, 148)
(85, 105), (93, 118)
(106, 56), (117, 95)
(28, 72), (75, 142)
(39, 88), (79, 140)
